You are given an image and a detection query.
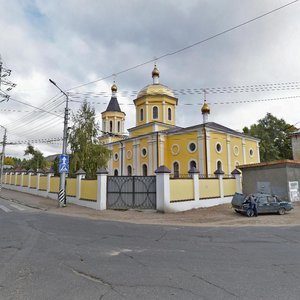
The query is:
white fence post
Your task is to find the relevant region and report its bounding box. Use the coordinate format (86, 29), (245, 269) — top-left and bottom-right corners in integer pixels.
(214, 167), (225, 199)
(188, 167), (199, 201)
(75, 168), (86, 201)
(231, 168), (242, 193)
(96, 168), (108, 210)
(46, 169), (54, 194)
(155, 165), (171, 212)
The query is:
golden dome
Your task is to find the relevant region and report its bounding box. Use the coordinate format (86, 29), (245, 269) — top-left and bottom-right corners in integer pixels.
(152, 65), (160, 78)
(111, 82), (117, 93)
(201, 101), (210, 114)
(137, 83), (175, 98)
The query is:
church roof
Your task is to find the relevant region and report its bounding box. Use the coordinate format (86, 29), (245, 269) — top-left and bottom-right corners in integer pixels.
(104, 96), (122, 112)
(136, 83), (175, 99)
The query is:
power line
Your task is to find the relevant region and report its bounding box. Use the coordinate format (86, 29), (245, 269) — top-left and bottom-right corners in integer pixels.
(65, 0), (299, 91)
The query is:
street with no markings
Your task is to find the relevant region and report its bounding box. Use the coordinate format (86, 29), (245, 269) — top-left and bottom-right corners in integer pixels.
(0, 197), (300, 300)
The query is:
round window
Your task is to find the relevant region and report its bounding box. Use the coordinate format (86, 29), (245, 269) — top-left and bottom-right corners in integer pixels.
(216, 143), (222, 153)
(141, 148), (147, 157)
(114, 153), (119, 161)
(188, 142), (197, 153)
(249, 149), (254, 157)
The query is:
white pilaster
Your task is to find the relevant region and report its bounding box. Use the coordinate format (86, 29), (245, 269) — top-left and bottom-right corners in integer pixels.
(227, 135), (231, 174)
(256, 142), (260, 162)
(159, 135), (165, 165)
(206, 131), (211, 176)
(145, 101), (149, 123)
(148, 137), (153, 175)
(197, 130), (205, 176)
(242, 138), (246, 164)
(162, 101), (166, 123)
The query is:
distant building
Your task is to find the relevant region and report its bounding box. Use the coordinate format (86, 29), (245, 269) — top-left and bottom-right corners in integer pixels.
(291, 129), (300, 160)
(100, 66), (260, 177)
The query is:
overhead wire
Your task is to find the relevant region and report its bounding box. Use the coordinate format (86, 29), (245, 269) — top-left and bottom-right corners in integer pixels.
(65, 0), (299, 91)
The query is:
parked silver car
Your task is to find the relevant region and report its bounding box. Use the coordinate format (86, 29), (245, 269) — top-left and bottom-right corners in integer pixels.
(231, 193), (293, 217)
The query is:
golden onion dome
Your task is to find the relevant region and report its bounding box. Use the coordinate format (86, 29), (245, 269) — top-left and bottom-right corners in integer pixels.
(152, 65), (160, 78)
(111, 82), (117, 93)
(201, 101), (210, 114)
(137, 83), (175, 98)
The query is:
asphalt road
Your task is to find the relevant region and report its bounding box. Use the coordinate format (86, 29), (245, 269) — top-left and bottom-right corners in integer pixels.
(0, 197), (300, 300)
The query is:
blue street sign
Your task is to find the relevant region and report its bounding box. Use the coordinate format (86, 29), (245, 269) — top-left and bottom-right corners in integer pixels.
(59, 154), (69, 173)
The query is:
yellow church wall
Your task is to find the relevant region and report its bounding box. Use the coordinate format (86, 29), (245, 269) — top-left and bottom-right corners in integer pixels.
(130, 125), (153, 137)
(245, 140), (259, 164)
(139, 137), (149, 168)
(230, 136), (244, 168)
(66, 178), (76, 196)
(124, 141), (133, 168)
(30, 176), (37, 188)
(170, 179), (194, 201)
(80, 180), (97, 201)
(223, 178), (236, 196)
(164, 132), (198, 174)
(23, 175), (28, 187)
(111, 143), (120, 172)
(199, 179), (220, 198)
(209, 132), (229, 174)
(39, 176), (47, 190)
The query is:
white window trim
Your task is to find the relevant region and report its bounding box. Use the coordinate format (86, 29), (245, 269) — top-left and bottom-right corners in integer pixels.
(127, 164), (133, 176)
(126, 150), (132, 160)
(140, 108), (144, 122)
(249, 148), (254, 157)
(168, 107), (172, 121)
(113, 152), (119, 161)
(141, 163), (148, 176)
(187, 141), (197, 153)
(171, 144), (180, 155)
(233, 145), (239, 156)
(216, 159), (223, 171)
(172, 160), (180, 176)
(141, 147), (147, 158)
(188, 159), (197, 170)
(216, 142), (222, 153)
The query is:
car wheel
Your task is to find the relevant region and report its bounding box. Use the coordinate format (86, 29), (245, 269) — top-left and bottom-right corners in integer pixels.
(278, 208), (285, 215)
(246, 208), (254, 217)
(235, 209), (241, 214)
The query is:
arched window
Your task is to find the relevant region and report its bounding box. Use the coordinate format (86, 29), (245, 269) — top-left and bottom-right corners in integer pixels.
(173, 162), (179, 178)
(153, 106), (158, 119)
(127, 165), (132, 176)
(190, 160), (197, 170)
(142, 164), (147, 176)
(114, 169), (118, 176)
(140, 108), (144, 121)
(109, 121), (113, 132)
(217, 160), (222, 171)
(118, 121), (120, 133)
(168, 107), (172, 121)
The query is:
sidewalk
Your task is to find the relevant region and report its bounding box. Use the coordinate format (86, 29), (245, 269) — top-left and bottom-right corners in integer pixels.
(1, 188), (299, 227)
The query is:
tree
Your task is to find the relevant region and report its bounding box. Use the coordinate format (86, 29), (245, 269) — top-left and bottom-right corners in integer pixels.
(24, 144), (48, 171)
(243, 113), (296, 162)
(68, 101), (111, 179)
(4, 156), (14, 166)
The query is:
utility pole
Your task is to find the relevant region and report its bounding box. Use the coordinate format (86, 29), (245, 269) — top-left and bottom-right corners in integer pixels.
(0, 126), (7, 191)
(49, 79), (69, 207)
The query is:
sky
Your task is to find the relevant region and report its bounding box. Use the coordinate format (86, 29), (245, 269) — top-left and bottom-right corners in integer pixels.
(1, 0), (300, 159)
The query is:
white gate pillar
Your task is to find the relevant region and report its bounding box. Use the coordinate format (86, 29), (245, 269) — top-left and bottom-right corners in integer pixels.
(231, 168), (242, 194)
(155, 165), (171, 212)
(75, 168), (86, 200)
(188, 167), (199, 201)
(96, 168), (108, 210)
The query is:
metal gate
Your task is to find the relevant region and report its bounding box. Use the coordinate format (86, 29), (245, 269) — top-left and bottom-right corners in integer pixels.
(107, 176), (156, 209)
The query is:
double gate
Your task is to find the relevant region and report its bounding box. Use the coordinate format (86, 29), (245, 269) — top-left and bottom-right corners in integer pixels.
(107, 176), (156, 209)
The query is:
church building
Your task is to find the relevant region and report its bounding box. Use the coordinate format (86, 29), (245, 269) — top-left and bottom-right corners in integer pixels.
(100, 66), (260, 177)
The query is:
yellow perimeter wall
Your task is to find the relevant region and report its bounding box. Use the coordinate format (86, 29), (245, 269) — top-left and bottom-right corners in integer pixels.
(39, 176), (47, 190)
(170, 179), (194, 201)
(80, 180), (97, 201)
(66, 178), (76, 197)
(30, 176), (37, 188)
(16, 175), (21, 186)
(199, 179), (220, 199)
(11, 175), (15, 184)
(50, 177), (60, 193)
(23, 175), (29, 187)
(223, 179), (236, 196)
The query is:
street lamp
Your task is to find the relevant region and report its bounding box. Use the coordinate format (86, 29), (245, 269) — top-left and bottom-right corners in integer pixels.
(0, 125), (7, 191)
(49, 79), (69, 207)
